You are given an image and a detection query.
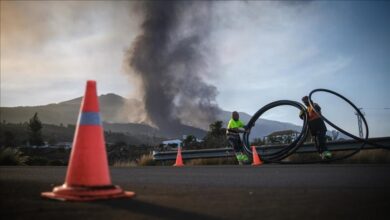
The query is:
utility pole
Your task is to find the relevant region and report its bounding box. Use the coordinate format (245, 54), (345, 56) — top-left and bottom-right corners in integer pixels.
(355, 107), (389, 138)
(355, 108), (365, 138)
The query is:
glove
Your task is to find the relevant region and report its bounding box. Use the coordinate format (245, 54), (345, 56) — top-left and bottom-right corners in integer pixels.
(237, 128), (246, 133)
(243, 125), (251, 132)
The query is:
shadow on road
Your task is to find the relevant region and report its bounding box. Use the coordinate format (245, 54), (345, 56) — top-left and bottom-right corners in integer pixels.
(97, 198), (220, 220)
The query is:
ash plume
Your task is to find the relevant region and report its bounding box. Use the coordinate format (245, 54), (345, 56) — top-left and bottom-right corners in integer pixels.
(126, 1), (221, 137)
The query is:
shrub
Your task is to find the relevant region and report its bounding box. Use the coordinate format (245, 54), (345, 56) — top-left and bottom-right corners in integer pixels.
(138, 154), (156, 166)
(0, 147), (29, 165)
(26, 156), (49, 166)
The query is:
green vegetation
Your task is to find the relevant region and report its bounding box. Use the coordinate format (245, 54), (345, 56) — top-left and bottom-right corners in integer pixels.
(1, 117), (388, 166)
(203, 121), (228, 148)
(112, 160), (137, 167)
(28, 113), (44, 146)
(183, 135), (196, 147)
(3, 131), (16, 147)
(137, 154), (156, 166)
(0, 148), (29, 165)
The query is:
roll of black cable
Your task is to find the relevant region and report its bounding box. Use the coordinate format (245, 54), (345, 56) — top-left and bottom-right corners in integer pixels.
(242, 100), (309, 163)
(303, 88), (368, 162)
(309, 88), (389, 150)
(242, 88), (387, 164)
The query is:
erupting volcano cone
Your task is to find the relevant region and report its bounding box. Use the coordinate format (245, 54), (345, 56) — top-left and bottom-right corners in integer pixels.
(41, 80), (135, 201)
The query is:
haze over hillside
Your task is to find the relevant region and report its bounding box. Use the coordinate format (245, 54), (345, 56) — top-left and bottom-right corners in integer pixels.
(0, 93), (303, 139)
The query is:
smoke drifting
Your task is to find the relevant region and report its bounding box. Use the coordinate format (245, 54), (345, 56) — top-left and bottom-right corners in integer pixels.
(126, 2), (221, 136)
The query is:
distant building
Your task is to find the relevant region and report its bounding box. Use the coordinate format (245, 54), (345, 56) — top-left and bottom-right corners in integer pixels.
(160, 135), (203, 151)
(160, 139), (183, 150)
(264, 130), (300, 144)
(182, 135), (203, 143)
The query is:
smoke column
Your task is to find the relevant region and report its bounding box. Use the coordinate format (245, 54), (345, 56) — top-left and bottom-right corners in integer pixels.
(126, 1), (221, 137)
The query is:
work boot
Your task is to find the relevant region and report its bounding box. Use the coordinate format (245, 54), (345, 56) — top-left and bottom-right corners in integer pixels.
(241, 154), (251, 165)
(236, 154), (244, 165)
(323, 151), (332, 159)
(236, 153), (251, 165)
(320, 151), (332, 160)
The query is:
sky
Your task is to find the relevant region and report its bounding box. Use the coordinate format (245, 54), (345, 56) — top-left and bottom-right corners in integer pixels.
(1, 1), (390, 137)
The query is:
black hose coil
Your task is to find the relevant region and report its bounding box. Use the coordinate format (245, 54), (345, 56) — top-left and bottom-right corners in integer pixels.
(242, 88), (388, 164)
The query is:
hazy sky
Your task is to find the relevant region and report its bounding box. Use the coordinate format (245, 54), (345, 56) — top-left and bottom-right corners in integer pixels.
(1, 1), (389, 137)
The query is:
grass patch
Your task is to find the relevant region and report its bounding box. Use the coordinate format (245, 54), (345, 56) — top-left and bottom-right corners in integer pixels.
(285, 149), (390, 163)
(138, 154), (157, 166)
(343, 149), (390, 163)
(112, 160), (138, 167)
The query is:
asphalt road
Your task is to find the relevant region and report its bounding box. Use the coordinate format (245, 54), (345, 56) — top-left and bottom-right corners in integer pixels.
(1, 165), (390, 220)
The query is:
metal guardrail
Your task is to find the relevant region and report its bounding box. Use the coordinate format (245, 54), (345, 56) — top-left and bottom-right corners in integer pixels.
(152, 137), (390, 161)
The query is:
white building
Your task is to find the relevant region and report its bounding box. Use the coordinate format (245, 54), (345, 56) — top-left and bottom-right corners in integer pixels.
(161, 139), (182, 150)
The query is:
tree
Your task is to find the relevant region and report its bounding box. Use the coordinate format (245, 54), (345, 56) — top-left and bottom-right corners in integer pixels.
(204, 121), (228, 148)
(183, 135), (196, 147)
(47, 138), (58, 146)
(4, 131), (16, 147)
(28, 113), (44, 146)
(208, 121), (225, 137)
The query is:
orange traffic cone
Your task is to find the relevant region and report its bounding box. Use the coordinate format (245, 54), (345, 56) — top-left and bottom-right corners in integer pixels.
(41, 80), (135, 201)
(252, 146), (263, 166)
(173, 146), (184, 167)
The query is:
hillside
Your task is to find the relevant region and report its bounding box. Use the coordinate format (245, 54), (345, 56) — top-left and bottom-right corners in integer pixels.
(217, 111), (302, 139)
(0, 93), (133, 125)
(0, 93), (303, 139)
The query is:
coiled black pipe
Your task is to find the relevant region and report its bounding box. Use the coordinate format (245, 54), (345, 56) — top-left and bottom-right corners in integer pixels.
(309, 89), (389, 150)
(242, 88), (388, 164)
(242, 100), (310, 163)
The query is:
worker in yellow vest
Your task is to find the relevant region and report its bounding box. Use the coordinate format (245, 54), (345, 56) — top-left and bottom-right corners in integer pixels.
(226, 111), (250, 165)
(300, 96), (332, 159)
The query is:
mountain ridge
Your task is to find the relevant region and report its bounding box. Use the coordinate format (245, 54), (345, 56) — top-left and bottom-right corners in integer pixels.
(0, 93), (303, 139)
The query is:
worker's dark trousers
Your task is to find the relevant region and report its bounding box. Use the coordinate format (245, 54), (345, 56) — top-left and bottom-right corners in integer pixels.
(227, 135), (242, 152)
(313, 130), (328, 153)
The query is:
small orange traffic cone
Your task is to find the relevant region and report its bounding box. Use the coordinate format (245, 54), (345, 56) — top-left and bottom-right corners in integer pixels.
(252, 146), (263, 166)
(41, 80), (135, 201)
(173, 146), (184, 167)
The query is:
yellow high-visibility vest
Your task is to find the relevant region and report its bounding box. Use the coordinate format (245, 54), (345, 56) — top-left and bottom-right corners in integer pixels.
(227, 119), (244, 129)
